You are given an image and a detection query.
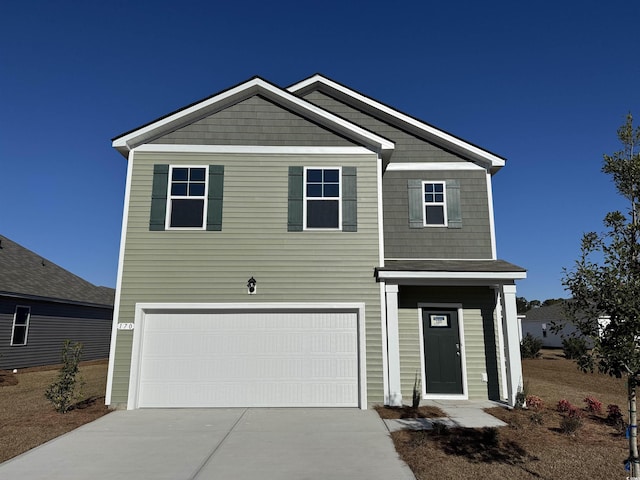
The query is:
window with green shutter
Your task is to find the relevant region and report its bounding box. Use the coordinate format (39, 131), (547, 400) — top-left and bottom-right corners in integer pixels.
(149, 164), (224, 231)
(288, 166), (357, 232)
(408, 179), (461, 229)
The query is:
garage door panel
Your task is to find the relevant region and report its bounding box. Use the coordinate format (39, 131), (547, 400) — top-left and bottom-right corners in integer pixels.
(137, 311), (359, 407)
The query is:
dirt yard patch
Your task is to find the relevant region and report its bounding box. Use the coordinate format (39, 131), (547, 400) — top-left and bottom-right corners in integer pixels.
(385, 350), (629, 479)
(0, 360), (111, 463)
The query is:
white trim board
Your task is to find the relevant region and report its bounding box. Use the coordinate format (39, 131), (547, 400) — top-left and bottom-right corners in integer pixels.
(133, 144), (378, 156)
(385, 162), (485, 171)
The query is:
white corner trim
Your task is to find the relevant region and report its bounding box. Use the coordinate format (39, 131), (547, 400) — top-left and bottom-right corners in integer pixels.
(288, 75), (505, 169)
(486, 171), (497, 260)
(126, 302), (367, 410)
(105, 149), (135, 405)
(385, 162), (485, 172)
(133, 144), (378, 156)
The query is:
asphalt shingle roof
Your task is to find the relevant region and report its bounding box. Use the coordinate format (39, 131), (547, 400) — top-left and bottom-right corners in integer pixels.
(0, 234), (114, 307)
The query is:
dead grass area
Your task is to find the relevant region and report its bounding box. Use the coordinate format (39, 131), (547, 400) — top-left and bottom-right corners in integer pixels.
(0, 359), (111, 463)
(374, 404), (447, 419)
(386, 350), (630, 479)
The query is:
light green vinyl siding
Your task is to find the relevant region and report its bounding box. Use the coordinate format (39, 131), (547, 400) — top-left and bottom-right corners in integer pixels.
(111, 150), (383, 406)
(397, 286), (501, 401)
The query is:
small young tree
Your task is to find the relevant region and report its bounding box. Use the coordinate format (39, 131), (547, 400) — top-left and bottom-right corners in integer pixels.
(562, 113), (640, 476)
(45, 340), (84, 413)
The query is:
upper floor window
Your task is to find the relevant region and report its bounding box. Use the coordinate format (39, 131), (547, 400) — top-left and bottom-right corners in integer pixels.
(305, 167), (341, 229)
(423, 181), (447, 226)
(168, 166), (208, 229)
(11, 306), (30, 346)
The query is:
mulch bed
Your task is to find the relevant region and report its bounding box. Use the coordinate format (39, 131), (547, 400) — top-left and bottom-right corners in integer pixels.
(374, 404), (447, 419)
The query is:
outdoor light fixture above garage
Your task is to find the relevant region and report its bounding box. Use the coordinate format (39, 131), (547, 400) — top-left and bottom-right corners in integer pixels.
(247, 277), (257, 295)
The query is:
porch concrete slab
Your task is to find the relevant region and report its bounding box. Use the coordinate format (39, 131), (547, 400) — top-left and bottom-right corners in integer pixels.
(0, 408), (415, 480)
(384, 400), (507, 432)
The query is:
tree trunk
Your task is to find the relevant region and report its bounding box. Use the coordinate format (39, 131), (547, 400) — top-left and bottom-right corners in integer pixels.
(629, 377), (639, 477)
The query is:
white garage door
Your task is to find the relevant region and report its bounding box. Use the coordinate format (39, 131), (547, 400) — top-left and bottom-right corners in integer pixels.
(136, 311), (359, 408)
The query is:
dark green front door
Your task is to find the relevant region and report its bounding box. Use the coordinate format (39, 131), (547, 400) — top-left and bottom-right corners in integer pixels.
(422, 308), (463, 394)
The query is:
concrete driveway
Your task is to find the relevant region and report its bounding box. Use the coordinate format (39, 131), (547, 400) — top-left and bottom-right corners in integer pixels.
(0, 408), (415, 479)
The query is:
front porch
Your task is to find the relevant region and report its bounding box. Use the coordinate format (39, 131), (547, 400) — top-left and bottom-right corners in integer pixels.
(375, 259), (526, 408)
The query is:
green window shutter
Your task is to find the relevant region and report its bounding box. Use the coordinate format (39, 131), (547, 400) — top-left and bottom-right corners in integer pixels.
(149, 164), (169, 231)
(446, 179), (462, 229)
(408, 179), (423, 228)
(206, 165), (224, 231)
(342, 167), (357, 232)
(288, 166), (303, 231)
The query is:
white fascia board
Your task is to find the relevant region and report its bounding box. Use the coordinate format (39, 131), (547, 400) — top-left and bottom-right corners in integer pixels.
(133, 144), (376, 155)
(385, 162), (485, 172)
(113, 77), (394, 157)
(289, 75), (505, 170)
(377, 271), (527, 281)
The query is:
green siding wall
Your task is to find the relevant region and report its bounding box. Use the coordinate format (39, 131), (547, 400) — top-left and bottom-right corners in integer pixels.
(111, 150), (383, 406)
(397, 286), (501, 401)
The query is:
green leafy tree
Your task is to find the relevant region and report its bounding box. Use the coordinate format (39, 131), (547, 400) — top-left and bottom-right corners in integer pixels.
(562, 113), (640, 475)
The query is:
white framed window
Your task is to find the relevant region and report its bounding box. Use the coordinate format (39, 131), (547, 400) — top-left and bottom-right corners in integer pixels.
(166, 166), (208, 229)
(304, 167), (342, 230)
(11, 306), (30, 346)
(423, 181), (447, 226)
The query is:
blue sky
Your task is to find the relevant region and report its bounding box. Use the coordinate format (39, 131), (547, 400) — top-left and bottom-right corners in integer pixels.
(1, 1), (638, 302)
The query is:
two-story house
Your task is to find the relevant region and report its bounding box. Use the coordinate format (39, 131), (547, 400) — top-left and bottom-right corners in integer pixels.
(106, 74), (526, 410)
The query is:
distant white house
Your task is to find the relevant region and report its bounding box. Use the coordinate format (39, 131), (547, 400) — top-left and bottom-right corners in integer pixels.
(521, 302), (578, 348)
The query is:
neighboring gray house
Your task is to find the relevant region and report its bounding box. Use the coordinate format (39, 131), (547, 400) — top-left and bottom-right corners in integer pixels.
(521, 302), (576, 348)
(0, 234), (114, 370)
(107, 74), (526, 410)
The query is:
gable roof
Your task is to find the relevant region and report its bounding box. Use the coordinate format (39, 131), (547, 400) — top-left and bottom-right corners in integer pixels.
(288, 74), (506, 173)
(112, 76), (395, 160)
(0, 234), (115, 307)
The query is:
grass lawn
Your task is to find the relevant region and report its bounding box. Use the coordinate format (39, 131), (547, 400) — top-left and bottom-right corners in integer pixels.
(0, 359), (111, 463)
(387, 349), (630, 480)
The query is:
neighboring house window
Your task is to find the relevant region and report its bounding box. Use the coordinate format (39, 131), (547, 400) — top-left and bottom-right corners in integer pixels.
(11, 306), (30, 346)
(423, 181), (447, 226)
(149, 164), (224, 231)
(305, 167), (341, 229)
(168, 166), (208, 229)
(408, 179), (461, 229)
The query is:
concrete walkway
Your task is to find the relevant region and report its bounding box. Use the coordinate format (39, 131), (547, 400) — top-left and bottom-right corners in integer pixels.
(0, 408), (416, 480)
(384, 400), (507, 432)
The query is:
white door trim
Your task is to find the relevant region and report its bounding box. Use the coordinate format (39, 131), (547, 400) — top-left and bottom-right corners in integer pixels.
(417, 303), (469, 401)
(127, 302), (367, 410)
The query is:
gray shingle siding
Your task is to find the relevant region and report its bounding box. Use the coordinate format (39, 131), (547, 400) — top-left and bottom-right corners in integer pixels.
(151, 95), (357, 147)
(383, 170), (493, 259)
(301, 91), (466, 163)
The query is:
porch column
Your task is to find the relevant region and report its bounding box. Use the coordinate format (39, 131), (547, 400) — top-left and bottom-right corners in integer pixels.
(385, 284), (403, 406)
(501, 284), (523, 407)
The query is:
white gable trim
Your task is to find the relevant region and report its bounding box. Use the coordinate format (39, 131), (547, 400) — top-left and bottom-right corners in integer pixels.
(288, 75), (505, 171)
(113, 77), (394, 158)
